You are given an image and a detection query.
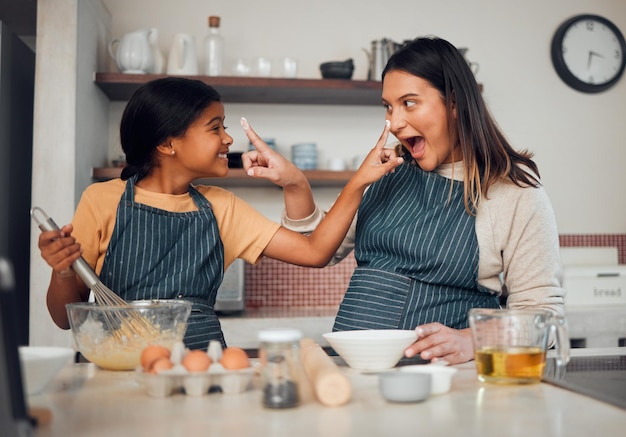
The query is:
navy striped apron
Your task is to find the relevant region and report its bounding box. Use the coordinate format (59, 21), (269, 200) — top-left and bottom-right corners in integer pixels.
(333, 162), (499, 332)
(100, 176), (225, 350)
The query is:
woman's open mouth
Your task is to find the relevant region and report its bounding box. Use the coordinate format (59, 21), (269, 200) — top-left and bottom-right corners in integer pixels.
(404, 136), (426, 158)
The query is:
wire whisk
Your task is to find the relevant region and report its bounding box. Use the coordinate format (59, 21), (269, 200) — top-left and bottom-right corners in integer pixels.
(31, 207), (157, 340)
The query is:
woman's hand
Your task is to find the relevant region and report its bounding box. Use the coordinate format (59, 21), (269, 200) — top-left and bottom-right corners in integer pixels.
(404, 323), (475, 365)
(37, 224), (82, 274)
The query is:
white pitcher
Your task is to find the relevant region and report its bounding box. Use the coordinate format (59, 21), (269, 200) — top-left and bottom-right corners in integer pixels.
(108, 28), (155, 74)
(166, 34), (198, 75)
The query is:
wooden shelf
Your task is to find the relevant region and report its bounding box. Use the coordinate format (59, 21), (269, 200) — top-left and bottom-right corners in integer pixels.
(94, 73), (383, 105)
(92, 167), (355, 188)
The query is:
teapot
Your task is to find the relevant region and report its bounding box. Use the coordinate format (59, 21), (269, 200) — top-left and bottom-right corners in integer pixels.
(363, 38), (403, 81)
(108, 28), (155, 74)
(166, 34), (198, 75)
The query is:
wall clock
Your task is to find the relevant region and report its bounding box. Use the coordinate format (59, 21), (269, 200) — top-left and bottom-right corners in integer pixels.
(551, 14), (626, 93)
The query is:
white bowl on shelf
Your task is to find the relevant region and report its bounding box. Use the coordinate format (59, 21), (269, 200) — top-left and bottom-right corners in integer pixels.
(323, 329), (417, 371)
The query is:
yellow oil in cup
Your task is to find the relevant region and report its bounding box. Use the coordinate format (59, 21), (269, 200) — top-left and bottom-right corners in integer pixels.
(469, 308), (569, 384)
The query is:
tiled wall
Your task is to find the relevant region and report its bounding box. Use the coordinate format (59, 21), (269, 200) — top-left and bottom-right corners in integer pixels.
(245, 254), (355, 308)
(559, 234), (626, 264)
(245, 234), (626, 308)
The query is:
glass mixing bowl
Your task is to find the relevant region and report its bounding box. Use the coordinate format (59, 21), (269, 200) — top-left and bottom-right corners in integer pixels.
(66, 299), (191, 370)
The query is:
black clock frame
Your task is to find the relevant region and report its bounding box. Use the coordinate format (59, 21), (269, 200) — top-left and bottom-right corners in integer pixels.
(551, 14), (626, 93)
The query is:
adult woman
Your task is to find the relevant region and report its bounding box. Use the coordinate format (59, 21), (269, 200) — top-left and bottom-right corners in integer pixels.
(37, 77), (402, 350)
(243, 37), (565, 364)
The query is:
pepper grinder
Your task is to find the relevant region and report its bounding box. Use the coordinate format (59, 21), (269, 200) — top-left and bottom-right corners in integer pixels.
(258, 328), (303, 408)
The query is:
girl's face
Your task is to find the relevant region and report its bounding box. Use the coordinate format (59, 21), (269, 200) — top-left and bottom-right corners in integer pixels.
(171, 101), (233, 179)
(382, 70), (459, 171)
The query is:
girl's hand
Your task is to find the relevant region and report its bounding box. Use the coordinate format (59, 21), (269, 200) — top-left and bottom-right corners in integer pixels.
(240, 117), (308, 189)
(351, 120), (404, 187)
(37, 224), (82, 273)
(403, 323), (475, 365)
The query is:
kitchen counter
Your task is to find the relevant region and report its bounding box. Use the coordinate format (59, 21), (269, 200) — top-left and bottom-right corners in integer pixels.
(30, 348), (625, 437)
(219, 307), (337, 349)
(221, 305), (626, 350)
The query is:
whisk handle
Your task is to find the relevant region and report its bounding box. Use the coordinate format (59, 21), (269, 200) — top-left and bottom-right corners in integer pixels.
(30, 207), (100, 288)
(30, 206), (63, 233)
(69, 258), (100, 288)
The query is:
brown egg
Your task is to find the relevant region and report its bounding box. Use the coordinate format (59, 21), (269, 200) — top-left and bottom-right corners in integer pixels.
(149, 356), (174, 374)
(140, 345), (171, 371)
(182, 350), (212, 372)
(220, 347), (250, 370)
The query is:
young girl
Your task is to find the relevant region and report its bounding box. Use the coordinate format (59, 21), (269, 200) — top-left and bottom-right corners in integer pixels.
(36, 77), (402, 350)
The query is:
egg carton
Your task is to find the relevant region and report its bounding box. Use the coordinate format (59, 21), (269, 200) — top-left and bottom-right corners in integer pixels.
(136, 363), (257, 397)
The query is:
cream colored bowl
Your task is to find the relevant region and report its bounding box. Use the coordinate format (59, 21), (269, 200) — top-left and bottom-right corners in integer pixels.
(323, 329), (418, 371)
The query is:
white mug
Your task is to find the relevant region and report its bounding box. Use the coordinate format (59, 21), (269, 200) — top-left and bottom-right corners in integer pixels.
(281, 57), (298, 78)
(253, 57), (272, 77)
(232, 58), (250, 76)
(327, 158), (346, 171)
(166, 34), (198, 75)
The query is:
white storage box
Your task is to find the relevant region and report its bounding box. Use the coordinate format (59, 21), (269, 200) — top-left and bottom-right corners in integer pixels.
(562, 265), (626, 306)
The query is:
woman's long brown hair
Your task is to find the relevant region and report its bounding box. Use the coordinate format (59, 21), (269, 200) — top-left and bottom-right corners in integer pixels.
(383, 37), (540, 215)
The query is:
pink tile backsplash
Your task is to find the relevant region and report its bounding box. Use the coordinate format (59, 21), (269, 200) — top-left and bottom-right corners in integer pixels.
(244, 234), (626, 308)
(559, 234), (626, 264)
(245, 253), (355, 308)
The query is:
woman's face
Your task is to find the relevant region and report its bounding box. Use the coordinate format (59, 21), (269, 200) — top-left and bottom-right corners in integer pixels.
(382, 70), (459, 171)
(171, 101), (233, 179)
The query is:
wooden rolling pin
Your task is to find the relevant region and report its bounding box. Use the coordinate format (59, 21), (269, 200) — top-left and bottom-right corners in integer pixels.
(300, 338), (351, 407)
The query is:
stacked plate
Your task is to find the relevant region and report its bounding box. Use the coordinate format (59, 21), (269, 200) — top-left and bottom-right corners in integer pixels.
(291, 143), (317, 170)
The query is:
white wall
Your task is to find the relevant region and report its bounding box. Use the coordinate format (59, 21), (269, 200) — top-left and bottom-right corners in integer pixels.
(30, 0), (111, 348)
(100, 0), (626, 233)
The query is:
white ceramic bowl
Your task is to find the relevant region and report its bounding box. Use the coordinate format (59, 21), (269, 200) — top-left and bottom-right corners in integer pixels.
(323, 329), (418, 371)
(19, 346), (75, 395)
(379, 371), (431, 403)
(399, 364), (458, 394)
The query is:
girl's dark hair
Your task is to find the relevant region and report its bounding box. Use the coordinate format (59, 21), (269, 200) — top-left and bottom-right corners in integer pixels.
(383, 36), (540, 214)
(119, 77), (222, 180)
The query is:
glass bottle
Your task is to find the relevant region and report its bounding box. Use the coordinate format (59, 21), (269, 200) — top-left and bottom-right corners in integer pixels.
(203, 16), (223, 76)
(258, 328), (302, 408)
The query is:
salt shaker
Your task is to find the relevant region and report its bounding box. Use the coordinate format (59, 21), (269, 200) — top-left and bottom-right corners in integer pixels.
(258, 328), (303, 408)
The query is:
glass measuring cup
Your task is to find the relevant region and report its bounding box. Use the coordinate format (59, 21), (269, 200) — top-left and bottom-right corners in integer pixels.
(468, 308), (569, 384)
